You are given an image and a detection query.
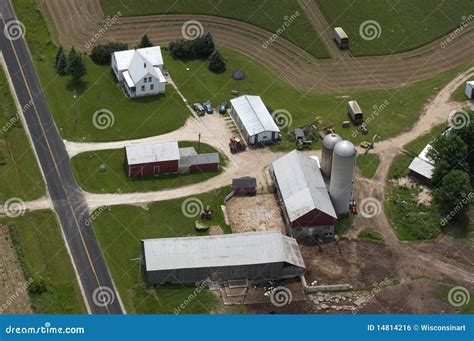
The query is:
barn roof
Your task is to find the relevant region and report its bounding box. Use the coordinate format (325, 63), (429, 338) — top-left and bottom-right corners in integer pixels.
(271, 150), (337, 221)
(232, 176), (257, 189)
(179, 152), (220, 168)
(142, 231), (305, 271)
(230, 95), (280, 136)
(125, 141), (180, 165)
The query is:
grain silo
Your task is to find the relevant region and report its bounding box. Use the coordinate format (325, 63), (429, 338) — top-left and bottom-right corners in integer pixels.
(321, 133), (342, 177)
(329, 140), (356, 215)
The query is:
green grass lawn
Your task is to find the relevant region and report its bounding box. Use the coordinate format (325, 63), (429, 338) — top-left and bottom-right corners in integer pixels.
(99, 0), (330, 59)
(14, 0), (190, 142)
(403, 124), (448, 155)
(0, 67), (45, 201)
(317, 0), (474, 56)
(358, 228), (383, 243)
(71, 141), (226, 193)
(165, 48), (468, 148)
(91, 188), (232, 313)
(452, 81), (472, 102)
(1, 210), (86, 313)
(357, 153), (380, 178)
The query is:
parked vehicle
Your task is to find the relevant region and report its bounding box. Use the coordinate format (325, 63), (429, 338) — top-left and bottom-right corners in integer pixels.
(219, 101), (228, 114)
(347, 100), (363, 124)
(229, 136), (247, 154)
(333, 27), (349, 50)
(203, 101), (213, 114)
(193, 103), (205, 116)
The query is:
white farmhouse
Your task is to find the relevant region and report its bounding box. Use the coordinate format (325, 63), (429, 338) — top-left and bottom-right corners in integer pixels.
(111, 46), (166, 98)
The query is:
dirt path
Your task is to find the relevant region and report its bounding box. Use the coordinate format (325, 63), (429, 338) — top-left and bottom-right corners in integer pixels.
(43, 0), (474, 93)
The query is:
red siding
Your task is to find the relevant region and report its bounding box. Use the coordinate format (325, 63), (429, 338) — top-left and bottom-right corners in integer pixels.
(409, 170), (431, 185)
(189, 163), (219, 172)
(127, 160), (179, 178)
(234, 187), (256, 195)
(291, 209), (336, 229)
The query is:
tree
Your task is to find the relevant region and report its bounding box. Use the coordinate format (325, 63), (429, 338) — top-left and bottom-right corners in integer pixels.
(138, 34), (153, 48)
(433, 170), (472, 218)
(67, 48), (87, 81)
(90, 42), (128, 65)
(452, 110), (474, 176)
(55, 46), (64, 68)
(208, 50), (226, 73)
(56, 48), (68, 75)
(169, 32), (216, 60)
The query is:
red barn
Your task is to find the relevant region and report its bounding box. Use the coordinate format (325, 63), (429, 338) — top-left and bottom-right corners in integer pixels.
(232, 177), (257, 195)
(271, 150), (337, 238)
(125, 141), (180, 178)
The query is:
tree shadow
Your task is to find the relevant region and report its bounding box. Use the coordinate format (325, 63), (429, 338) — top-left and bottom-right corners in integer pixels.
(65, 79), (88, 95)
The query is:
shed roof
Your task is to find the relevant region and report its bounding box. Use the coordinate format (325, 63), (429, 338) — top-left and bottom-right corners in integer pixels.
(125, 141), (180, 165)
(334, 27), (348, 39)
(271, 150), (337, 221)
(232, 176), (257, 189)
(230, 95), (280, 136)
(409, 157), (434, 180)
(142, 231), (305, 271)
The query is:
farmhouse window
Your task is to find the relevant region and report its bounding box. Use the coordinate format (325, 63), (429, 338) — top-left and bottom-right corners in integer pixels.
(141, 85), (145, 91)
(150, 84), (154, 90)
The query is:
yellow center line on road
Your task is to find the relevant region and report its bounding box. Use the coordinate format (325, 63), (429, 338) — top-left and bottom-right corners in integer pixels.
(0, 14), (111, 314)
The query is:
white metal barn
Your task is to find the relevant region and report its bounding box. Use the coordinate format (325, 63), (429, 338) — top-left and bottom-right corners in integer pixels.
(466, 81), (474, 99)
(141, 231), (305, 285)
(111, 46), (166, 98)
(229, 95), (280, 146)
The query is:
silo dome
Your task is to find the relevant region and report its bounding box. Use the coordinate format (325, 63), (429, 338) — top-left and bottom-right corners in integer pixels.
(333, 140), (356, 158)
(329, 140), (357, 215)
(320, 133), (342, 177)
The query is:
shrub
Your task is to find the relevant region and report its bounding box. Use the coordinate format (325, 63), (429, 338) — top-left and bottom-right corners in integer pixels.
(169, 32), (215, 60)
(90, 42), (128, 65)
(208, 50), (226, 73)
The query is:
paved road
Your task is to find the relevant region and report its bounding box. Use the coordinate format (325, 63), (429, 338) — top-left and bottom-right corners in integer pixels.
(0, 0), (123, 314)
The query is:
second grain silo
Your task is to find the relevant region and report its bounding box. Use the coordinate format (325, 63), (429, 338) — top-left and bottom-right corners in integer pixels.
(329, 140), (356, 215)
(321, 133), (342, 177)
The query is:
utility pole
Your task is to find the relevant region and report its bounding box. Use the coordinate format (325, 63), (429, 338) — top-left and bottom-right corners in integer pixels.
(73, 90), (77, 132)
(198, 132), (201, 154)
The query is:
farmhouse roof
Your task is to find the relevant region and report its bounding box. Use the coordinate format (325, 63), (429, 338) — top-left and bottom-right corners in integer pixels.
(113, 46), (166, 85)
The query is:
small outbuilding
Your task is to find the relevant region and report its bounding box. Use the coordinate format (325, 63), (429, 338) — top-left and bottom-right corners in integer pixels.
(333, 27), (349, 49)
(271, 150), (337, 238)
(229, 95), (280, 146)
(465, 81), (474, 100)
(141, 231), (306, 285)
(232, 177), (257, 195)
(347, 100), (363, 124)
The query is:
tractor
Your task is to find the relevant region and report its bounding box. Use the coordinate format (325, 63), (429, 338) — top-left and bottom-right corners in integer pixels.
(229, 136), (247, 154)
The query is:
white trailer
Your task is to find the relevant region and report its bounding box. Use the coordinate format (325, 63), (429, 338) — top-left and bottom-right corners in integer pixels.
(465, 81), (474, 100)
(333, 27), (349, 49)
(347, 100), (363, 124)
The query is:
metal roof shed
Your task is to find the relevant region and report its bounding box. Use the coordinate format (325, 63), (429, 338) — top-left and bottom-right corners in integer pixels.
(125, 141), (180, 166)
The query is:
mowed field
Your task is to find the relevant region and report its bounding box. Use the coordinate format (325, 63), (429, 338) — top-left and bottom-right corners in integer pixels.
(317, 0), (474, 56)
(15, 0), (190, 142)
(99, 0), (330, 58)
(71, 141), (225, 193)
(0, 68), (45, 201)
(1, 211), (86, 313)
(91, 188), (234, 314)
